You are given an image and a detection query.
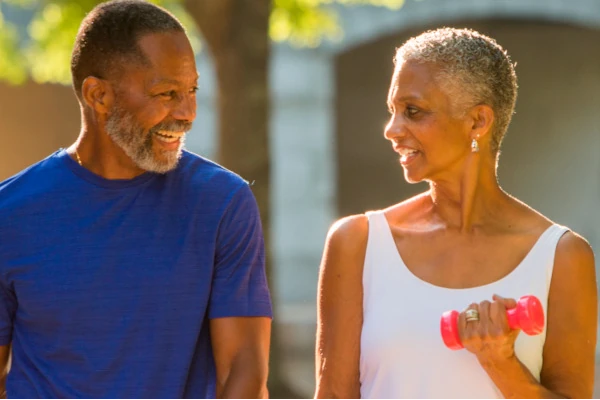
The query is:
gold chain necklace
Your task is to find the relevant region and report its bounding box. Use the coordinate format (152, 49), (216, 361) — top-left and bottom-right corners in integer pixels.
(75, 149), (83, 166)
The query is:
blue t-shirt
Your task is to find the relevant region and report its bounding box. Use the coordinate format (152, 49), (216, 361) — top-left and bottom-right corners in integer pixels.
(0, 149), (272, 398)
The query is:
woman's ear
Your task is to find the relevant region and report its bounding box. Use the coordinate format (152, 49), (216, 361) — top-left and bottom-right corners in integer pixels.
(469, 104), (495, 140)
(81, 77), (114, 114)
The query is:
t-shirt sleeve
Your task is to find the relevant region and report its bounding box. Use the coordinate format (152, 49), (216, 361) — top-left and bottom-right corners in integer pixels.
(0, 277), (16, 345)
(208, 183), (273, 319)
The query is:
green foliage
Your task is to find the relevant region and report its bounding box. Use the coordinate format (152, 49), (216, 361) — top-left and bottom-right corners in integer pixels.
(0, 0), (198, 85)
(271, 0), (342, 47)
(26, 2), (89, 84)
(0, 12), (28, 84)
(270, 0), (405, 47)
(0, 0), (406, 85)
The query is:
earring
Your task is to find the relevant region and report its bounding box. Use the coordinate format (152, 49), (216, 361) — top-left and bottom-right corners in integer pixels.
(471, 138), (479, 153)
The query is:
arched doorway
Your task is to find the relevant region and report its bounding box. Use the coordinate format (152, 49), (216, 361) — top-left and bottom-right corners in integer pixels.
(335, 20), (600, 248)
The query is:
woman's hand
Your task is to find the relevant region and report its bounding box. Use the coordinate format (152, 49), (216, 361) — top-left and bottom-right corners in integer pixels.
(458, 295), (520, 365)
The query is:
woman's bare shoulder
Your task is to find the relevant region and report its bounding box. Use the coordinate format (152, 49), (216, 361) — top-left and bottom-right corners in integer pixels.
(527, 199), (596, 285)
(509, 194), (595, 266)
(326, 214), (369, 245)
(382, 191), (432, 226)
(555, 230), (595, 267)
(503, 195), (556, 233)
(319, 214), (369, 304)
(321, 214), (370, 272)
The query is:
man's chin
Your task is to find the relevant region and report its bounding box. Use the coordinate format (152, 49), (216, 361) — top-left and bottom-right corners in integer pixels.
(134, 151), (181, 174)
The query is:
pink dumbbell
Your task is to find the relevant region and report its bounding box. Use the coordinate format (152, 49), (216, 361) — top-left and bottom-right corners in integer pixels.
(440, 295), (545, 350)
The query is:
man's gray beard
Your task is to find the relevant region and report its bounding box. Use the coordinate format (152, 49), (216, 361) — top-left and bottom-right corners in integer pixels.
(105, 107), (185, 174)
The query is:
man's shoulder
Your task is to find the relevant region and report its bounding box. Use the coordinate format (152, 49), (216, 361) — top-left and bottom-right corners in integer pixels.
(177, 150), (250, 193)
(0, 151), (65, 205)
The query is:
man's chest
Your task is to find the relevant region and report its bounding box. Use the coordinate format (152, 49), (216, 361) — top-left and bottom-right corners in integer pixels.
(2, 210), (218, 327)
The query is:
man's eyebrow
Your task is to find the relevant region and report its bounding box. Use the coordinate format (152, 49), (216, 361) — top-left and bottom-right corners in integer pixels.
(151, 78), (179, 86)
(150, 75), (200, 86)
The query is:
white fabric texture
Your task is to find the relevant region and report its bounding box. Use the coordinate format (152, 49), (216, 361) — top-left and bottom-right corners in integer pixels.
(360, 210), (568, 399)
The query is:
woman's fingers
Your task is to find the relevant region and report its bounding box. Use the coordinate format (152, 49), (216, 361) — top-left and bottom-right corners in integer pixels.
(492, 294), (517, 309)
(459, 297), (520, 356)
(460, 303), (480, 344)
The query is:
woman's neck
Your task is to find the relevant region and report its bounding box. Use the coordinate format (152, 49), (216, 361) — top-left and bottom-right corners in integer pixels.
(428, 153), (508, 233)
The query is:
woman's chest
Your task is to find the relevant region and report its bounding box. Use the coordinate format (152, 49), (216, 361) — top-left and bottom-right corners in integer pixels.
(393, 230), (541, 289)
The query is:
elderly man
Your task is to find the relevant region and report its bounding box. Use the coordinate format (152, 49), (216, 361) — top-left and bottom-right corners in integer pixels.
(0, 0), (272, 398)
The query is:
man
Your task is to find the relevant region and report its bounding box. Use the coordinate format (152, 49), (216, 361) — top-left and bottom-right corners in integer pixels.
(0, 0), (272, 398)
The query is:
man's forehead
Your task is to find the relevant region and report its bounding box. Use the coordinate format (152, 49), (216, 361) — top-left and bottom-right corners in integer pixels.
(129, 32), (197, 83)
(137, 31), (193, 56)
(148, 73), (200, 86)
(135, 32), (195, 69)
(114, 60), (198, 90)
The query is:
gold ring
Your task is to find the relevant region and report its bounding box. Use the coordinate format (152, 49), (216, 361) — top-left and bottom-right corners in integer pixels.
(465, 309), (479, 322)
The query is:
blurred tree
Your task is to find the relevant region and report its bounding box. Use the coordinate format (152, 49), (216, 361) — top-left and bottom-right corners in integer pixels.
(0, 0), (406, 397)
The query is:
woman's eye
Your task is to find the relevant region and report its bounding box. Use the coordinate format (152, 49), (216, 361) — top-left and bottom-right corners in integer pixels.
(405, 106), (419, 117)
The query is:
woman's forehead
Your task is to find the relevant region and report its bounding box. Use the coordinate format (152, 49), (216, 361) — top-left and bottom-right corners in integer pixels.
(389, 60), (466, 116)
(390, 61), (443, 99)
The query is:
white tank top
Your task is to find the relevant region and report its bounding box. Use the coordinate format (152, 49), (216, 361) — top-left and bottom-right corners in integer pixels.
(360, 210), (568, 399)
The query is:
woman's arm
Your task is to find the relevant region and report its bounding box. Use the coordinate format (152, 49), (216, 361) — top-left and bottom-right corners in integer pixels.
(315, 215), (368, 399)
(0, 345), (9, 399)
(539, 231), (597, 398)
(461, 231), (597, 399)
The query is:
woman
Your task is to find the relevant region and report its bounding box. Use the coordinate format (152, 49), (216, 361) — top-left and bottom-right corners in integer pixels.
(315, 28), (597, 399)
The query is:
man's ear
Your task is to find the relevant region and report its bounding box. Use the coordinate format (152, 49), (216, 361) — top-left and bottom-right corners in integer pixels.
(469, 104), (494, 140)
(81, 77), (114, 114)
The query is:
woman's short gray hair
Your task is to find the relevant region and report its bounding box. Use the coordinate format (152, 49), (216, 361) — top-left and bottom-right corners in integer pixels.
(395, 28), (518, 154)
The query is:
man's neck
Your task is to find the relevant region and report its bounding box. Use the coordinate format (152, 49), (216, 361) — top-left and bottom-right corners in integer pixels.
(69, 127), (146, 180)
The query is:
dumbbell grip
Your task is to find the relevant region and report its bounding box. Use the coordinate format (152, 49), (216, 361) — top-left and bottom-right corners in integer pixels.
(440, 295), (545, 350)
(506, 307), (520, 330)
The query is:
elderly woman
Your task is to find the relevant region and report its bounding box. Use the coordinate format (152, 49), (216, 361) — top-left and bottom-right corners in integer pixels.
(315, 28), (597, 399)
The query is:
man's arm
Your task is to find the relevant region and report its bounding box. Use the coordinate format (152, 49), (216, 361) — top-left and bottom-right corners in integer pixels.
(210, 317), (271, 399)
(0, 345), (10, 399)
(209, 183), (273, 398)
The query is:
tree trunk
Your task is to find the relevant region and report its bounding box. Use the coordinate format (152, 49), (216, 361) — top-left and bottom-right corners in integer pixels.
(184, 1), (299, 398)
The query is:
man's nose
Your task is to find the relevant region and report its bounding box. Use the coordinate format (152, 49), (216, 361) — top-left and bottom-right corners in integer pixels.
(172, 93), (196, 123)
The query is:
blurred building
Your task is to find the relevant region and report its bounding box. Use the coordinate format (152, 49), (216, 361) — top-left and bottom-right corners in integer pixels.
(216, 0), (598, 395)
(1, 0), (600, 397)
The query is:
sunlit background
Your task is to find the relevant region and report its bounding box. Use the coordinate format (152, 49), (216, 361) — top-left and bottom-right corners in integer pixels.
(1, 0), (599, 397)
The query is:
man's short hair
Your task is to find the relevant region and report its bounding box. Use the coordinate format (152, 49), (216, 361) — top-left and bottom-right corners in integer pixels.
(395, 28), (518, 155)
(71, 0), (185, 100)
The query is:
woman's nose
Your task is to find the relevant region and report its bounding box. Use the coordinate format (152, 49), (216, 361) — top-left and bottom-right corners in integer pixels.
(384, 115), (406, 141)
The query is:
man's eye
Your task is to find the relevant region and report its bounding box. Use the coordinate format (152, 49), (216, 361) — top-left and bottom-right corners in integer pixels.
(159, 91), (176, 98)
(190, 86), (199, 94)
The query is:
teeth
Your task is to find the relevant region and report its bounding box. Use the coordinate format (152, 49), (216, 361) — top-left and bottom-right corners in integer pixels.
(398, 148), (418, 157)
(155, 131), (183, 143)
(157, 130), (183, 137)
